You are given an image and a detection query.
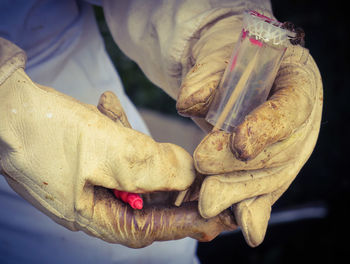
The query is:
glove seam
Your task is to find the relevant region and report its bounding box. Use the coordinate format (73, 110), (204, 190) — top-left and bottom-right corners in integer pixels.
(0, 38), (27, 85)
(0, 54), (26, 86)
(239, 202), (254, 246)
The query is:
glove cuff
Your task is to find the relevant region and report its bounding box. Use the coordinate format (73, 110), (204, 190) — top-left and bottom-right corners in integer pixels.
(0, 37), (27, 85)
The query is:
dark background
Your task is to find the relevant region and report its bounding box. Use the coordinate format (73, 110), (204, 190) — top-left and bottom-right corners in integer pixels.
(95, 0), (348, 263)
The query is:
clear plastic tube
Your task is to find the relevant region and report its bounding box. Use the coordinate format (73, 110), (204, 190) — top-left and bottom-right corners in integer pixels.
(206, 10), (295, 132)
(175, 11), (297, 208)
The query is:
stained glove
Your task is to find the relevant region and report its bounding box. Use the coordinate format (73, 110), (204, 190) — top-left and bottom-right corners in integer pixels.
(0, 38), (236, 248)
(175, 15), (323, 247)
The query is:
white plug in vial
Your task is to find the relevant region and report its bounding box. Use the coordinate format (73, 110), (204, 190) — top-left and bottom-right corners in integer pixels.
(206, 10), (297, 132)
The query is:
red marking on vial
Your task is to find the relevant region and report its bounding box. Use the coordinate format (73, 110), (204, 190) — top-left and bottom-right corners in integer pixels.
(113, 190), (143, 209)
(249, 38), (263, 47)
(249, 10), (281, 26)
(242, 29), (248, 39)
(249, 10), (274, 23)
(230, 54), (238, 72)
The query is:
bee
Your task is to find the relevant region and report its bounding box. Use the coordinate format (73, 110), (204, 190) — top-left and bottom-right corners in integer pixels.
(281, 21), (305, 46)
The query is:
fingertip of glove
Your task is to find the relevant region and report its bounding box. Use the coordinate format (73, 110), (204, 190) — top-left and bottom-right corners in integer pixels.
(176, 100), (209, 118)
(165, 143), (196, 190)
(194, 131), (234, 174)
(198, 178), (217, 218)
(198, 177), (231, 219)
(231, 136), (257, 161)
(234, 198), (271, 247)
(232, 119), (265, 161)
(176, 83), (217, 118)
(177, 65), (221, 118)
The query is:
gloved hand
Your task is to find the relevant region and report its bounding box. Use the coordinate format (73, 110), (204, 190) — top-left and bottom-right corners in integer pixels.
(0, 38), (237, 248)
(175, 14), (323, 247)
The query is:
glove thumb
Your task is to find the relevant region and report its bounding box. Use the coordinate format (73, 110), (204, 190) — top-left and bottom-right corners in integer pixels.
(93, 91), (195, 193)
(97, 91), (131, 128)
(233, 195), (272, 247)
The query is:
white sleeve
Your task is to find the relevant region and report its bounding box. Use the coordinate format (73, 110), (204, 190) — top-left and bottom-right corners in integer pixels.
(102, 0), (272, 99)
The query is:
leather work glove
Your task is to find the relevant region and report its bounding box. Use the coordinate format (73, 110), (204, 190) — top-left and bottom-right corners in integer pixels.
(176, 14), (323, 247)
(0, 38), (237, 248)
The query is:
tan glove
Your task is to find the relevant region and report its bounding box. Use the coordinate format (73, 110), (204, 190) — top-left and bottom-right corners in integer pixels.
(176, 15), (323, 247)
(0, 38), (236, 248)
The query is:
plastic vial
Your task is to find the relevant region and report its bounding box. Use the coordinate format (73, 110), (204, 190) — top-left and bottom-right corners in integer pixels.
(206, 10), (297, 132)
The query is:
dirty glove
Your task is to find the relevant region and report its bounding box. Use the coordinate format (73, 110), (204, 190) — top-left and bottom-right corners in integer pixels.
(0, 38), (236, 248)
(175, 15), (323, 247)
(95, 1), (323, 246)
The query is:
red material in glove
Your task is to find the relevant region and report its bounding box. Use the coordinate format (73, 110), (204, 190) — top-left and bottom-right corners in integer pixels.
(113, 190), (143, 209)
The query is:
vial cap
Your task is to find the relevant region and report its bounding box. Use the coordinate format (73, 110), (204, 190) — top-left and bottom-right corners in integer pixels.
(243, 10), (296, 46)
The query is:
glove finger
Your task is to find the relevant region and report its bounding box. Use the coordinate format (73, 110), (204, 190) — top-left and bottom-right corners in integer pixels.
(82, 120), (196, 194)
(232, 47), (315, 160)
(97, 91), (131, 128)
(176, 16), (242, 117)
(198, 165), (291, 218)
(84, 187), (237, 247)
(194, 129), (304, 174)
(194, 50), (322, 175)
(233, 195), (272, 247)
(234, 179), (293, 247)
(75, 91), (196, 193)
(176, 45), (232, 117)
